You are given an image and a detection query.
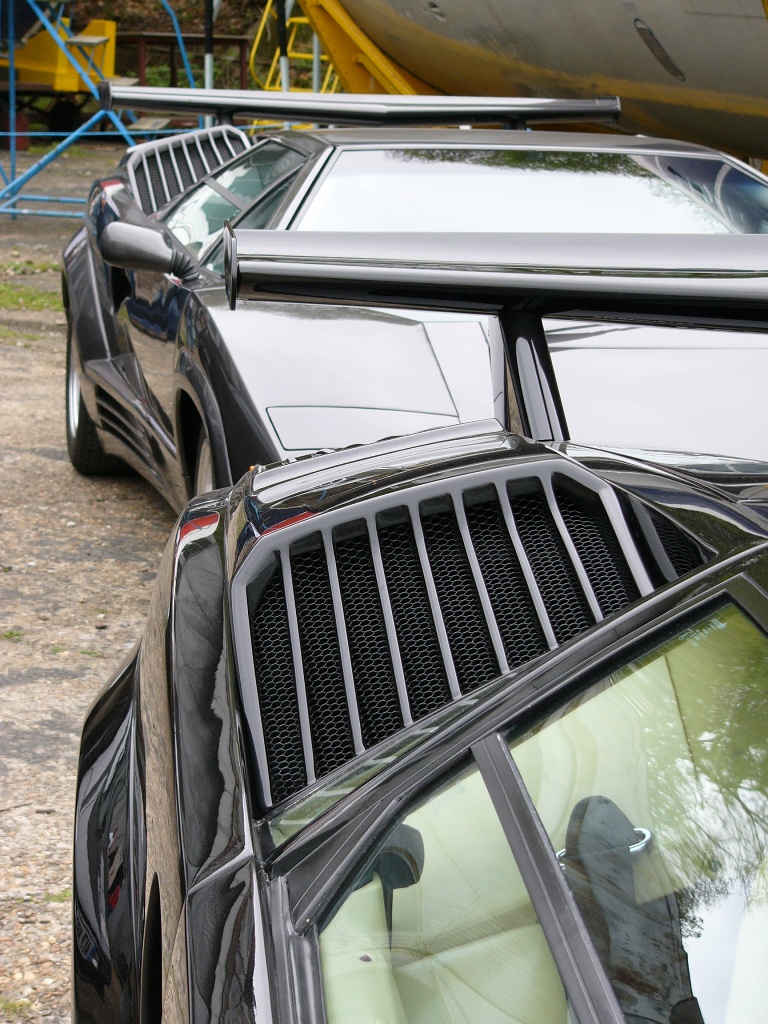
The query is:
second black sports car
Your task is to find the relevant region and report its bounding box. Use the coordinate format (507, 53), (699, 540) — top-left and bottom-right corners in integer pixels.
(63, 89), (768, 509)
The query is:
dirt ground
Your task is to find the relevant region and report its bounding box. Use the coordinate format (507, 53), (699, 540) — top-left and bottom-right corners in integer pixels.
(0, 144), (178, 1023)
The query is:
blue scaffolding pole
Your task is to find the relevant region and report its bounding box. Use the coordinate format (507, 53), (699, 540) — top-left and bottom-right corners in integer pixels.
(0, 0), (197, 217)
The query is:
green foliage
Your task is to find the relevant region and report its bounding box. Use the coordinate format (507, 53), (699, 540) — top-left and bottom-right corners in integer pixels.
(0, 281), (63, 312)
(0, 999), (29, 1020)
(44, 888), (72, 903)
(3, 630), (23, 642)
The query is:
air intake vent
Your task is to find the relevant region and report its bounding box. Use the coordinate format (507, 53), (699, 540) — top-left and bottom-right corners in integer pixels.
(240, 466), (709, 808)
(95, 387), (152, 462)
(125, 126), (251, 214)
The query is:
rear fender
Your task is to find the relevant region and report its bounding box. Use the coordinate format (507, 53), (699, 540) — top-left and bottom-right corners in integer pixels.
(72, 651), (142, 1024)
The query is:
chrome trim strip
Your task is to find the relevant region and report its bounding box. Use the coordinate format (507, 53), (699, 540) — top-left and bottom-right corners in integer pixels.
(152, 151), (171, 206)
(544, 476), (603, 623)
(368, 514), (412, 727)
(140, 152), (157, 212)
(323, 529), (365, 756)
(496, 482), (559, 650)
(282, 552), (316, 785)
(410, 503), (461, 700)
(453, 495), (509, 674)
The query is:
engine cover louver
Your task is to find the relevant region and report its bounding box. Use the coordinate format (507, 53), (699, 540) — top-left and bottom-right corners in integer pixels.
(238, 464), (708, 809)
(125, 126), (251, 214)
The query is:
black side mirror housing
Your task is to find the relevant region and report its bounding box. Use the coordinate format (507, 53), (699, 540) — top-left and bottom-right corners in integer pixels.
(100, 221), (198, 283)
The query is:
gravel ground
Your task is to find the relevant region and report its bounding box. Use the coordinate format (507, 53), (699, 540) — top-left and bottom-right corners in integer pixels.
(0, 145), (177, 1023)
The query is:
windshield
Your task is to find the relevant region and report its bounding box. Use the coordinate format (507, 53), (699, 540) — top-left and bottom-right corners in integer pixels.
(319, 601), (768, 1024)
(297, 148), (768, 233)
(546, 320), (768, 461)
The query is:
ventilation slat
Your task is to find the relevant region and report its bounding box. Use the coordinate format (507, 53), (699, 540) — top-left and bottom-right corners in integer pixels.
(333, 523), (404, 750)
(290, 537), (355, 778)
(453, 497), (509, 674)
(140, 153), (158, 212)
(248, 559), (306, 805)
(496, 483), (558, 651)
(368, 518), (413, 726)
(507, 479), (595, 645)
(409, 508), (462, 700)
(553, 477), (640, 615)
(543, 477), (604, 623)
(197, 136), (215, 173)
(377, 509), (452, 719)
(464, 490), (549, 669)
(322, 531), (364, 756)
(420, 499), (500, 693)
(281, 550), (315, 784)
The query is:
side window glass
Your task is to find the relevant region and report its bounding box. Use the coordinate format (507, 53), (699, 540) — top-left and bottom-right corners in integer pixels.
(163, 184), (239, 258)
(508, 602), (768, 1024)
(214, 142), (305, 204)
(204, 178), (294, 274)
(319, 762), (567, 1024)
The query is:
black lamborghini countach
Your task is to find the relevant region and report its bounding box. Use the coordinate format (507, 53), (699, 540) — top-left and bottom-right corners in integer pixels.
(73, 234), (768, 1024)
(63, 89), (768, 511)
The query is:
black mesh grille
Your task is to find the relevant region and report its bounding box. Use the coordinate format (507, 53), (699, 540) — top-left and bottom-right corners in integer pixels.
(508, 480), (595, 644)
(377, 509), (452, 719)
(420, 500), (499, 692)
(230, 134), (247, 156)
(188, 142), (206, 177)
(464, 490), (549, 668)
(290, 537), (355, 777)
(247, 560), (306, 804)
(175, 145), (195, 190)
(334, 523), (403, 748)
(649, 509), (706, 578)
(132, 165), (152, 213)
(244, 471), (687, 808)
(159, 149), (181, 202)
(553, 478), (640, 616)
(146, 153), (166, 209)
(199, 137), (218, 171)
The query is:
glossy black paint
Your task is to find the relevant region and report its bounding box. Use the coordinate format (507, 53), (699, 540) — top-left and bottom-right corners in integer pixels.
(73, 415), (768, 1024)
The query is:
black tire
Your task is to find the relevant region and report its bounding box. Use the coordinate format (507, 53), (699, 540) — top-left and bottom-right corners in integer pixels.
(193, 426), (216, 496)
(65, 323), (123, 475)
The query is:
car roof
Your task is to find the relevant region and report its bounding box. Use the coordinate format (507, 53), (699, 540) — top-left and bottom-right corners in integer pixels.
(293, 126), (730, 157)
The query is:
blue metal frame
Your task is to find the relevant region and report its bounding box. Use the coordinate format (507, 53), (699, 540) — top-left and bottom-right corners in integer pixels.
(0, 0), (198, 217)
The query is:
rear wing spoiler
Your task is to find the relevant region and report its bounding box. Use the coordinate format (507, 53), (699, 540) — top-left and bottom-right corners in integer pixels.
(224, 229), (768, 443)
(99, 84), (620, 129)
(224, 229), (768, 330)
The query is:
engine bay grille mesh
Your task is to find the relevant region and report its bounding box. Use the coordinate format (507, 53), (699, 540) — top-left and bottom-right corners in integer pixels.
(245, 469), (709, 808)
(126, 126), (251, 214)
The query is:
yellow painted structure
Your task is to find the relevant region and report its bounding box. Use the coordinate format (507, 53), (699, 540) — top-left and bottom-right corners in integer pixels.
(297, 0), (436, 94)
(249, 0), (340, 92)
(0, 18), (116, 92)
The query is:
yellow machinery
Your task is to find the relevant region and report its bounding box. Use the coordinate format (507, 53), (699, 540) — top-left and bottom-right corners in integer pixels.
(296, 0), (435, 94)
(248, 0), (437, 95)
(249, 0), (339, 93)
(0, 12), (116, 93)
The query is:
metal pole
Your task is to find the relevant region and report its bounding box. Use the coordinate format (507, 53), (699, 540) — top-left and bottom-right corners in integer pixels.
(203, 0), (214, 124)
(312, 32), (321, 92)
(9, 0), (17, 185)
(276, 0), (289, 92)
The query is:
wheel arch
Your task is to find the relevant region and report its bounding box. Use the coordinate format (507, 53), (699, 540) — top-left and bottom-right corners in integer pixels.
(175, 353), (233, 492)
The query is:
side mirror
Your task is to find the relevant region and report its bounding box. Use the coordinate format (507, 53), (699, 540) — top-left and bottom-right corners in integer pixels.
(100, 222), (198, 283)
